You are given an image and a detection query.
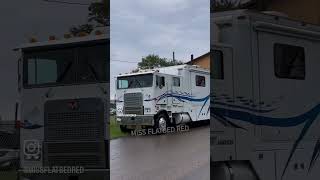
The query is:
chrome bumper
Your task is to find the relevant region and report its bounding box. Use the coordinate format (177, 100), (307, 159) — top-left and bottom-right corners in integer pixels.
(116, 115), (154, 126)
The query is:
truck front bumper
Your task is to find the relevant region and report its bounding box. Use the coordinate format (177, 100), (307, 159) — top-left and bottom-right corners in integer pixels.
(116, 115), (154, 126)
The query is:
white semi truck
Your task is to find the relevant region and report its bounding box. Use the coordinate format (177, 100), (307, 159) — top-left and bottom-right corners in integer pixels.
(116, 65), (210, 133)
(211, 10), (320, 180)
(15, 29), (110, 180)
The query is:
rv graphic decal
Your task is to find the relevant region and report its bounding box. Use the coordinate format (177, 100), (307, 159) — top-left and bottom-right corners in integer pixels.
(145, 91), (210, 117)
(211, 102), (320, 178)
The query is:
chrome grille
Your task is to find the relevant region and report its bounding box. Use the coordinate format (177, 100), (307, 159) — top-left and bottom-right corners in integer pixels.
(124, 93), (143, 115)
(46, 112), (103, 141)
(44, 98), (107, 169)
(44, 141), (106, 168)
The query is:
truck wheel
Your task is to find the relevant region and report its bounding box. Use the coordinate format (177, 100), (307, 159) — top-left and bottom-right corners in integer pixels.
(154, 113), (168, 134)
(120, 125), (131, 133)
(212, 161), (259, 180)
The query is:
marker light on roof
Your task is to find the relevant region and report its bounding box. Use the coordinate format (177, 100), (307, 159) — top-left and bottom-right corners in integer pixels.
(95, 30), (103, 36)
(64, 34), (72, 39)
(29, 37), (37, 43)
(77, 32), (88, 37)
(49, 36), (56, 41)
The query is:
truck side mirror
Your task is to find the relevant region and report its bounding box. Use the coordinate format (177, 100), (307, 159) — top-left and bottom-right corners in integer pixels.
(17, 58), (22, 92)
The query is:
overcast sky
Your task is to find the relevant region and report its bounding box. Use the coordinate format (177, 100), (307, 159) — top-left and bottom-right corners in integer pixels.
(110, 0), (210, 99)
(0, 0), (90, 119)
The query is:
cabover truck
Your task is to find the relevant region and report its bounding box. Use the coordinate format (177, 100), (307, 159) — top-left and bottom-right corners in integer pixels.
(211, 10), (320, 180)
(116, 64), (210, 133)
(15, 29), (110, 180)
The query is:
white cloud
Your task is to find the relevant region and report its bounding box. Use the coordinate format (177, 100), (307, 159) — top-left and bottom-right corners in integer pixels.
(110, 0), (210, 99)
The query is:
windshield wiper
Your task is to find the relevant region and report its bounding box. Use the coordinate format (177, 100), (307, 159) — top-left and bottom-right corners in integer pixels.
(57, 62), (73, 82)
(88, 63), (99, 81)
(134, 78), (143, 88)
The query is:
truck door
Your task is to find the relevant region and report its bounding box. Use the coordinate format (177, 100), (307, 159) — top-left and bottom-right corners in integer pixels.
(171, 76), (183, 106)
(155, 74), (168, 105)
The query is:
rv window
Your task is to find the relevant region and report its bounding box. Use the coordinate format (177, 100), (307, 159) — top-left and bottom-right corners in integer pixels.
(274, 43), (305, 80)
(196, 75), (206, 87)
(211, 50), (224, 79)
(173, 77), (180, 87)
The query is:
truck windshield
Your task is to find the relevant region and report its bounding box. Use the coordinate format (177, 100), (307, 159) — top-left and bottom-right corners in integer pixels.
(23, 42), (109, 87)
(117, 74), (153, 89)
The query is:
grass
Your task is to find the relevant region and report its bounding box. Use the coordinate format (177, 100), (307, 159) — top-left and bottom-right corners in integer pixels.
(0, 171), (17, 180)
(110, 115), (128, 139)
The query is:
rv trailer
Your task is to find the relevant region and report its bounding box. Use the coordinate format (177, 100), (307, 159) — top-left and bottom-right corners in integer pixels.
(16, 29), (110, 180)
(211, 10), (320, 180)
(116, 64), (210, 133)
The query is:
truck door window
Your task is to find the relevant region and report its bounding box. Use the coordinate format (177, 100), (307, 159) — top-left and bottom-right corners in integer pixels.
(196, 75), (206, 87)
(212, 50), (224, 79)
(173, 77), (180, 87)
(156, 75), (165, 88)
(274, 43), (305, 80)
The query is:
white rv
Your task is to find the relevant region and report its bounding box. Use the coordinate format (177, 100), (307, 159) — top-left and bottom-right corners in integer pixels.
(116, 65), (210, 133)
(16, 29), (110, 180)
(211, 10), (320, 180)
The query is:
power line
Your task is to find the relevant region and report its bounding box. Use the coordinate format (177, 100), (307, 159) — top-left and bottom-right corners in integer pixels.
(111, 60), (140, 63)
(42, 0), (90, 6)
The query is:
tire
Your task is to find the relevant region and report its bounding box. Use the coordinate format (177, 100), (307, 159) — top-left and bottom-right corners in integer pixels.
(212, 161), (259, 180)
(154, 113), (168, 134)
(120, 125), (131, 133)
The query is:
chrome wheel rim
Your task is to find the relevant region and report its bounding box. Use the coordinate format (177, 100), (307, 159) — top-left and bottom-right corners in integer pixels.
(158, 117), (167, 132)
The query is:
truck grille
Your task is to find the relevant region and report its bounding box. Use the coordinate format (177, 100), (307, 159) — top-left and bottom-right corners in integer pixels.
(43, 141), (106, 168)
(44, 98), (107, 169)
(124, 93), (143, 115)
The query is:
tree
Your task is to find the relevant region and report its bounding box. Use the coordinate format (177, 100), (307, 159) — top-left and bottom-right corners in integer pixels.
(211, 0), (240, 12)
(211, 0), (258, 12)
(137, 54), (183, 70)
(89, 0), (109, 27)
(69, 0), (109, 36)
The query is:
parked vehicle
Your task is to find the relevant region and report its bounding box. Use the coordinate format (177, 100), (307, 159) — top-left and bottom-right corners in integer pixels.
(116, 64), (210, 133)
(15, 28), (110, 180)
(211, 9), (320, 180)
(0, 120), (19, 171)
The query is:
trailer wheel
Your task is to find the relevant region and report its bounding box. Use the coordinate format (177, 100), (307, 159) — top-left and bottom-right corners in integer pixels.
(120, 125), (131, 133)
(154, 113), (168, 134)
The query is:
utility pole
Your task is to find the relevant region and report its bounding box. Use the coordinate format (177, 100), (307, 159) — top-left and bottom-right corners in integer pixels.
(173, 51), (175, 63)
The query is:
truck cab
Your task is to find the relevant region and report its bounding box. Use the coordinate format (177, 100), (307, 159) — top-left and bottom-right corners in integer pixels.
(16, 30), (110, 180)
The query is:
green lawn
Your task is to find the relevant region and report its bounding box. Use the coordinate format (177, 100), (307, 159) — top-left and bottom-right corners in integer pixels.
(110, 115), (128, 139)
(0, 171), (17, 180)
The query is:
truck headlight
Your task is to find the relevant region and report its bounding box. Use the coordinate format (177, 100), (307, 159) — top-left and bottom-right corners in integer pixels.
(116, 118), (122, 122)
(24, 140), (41, 161)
